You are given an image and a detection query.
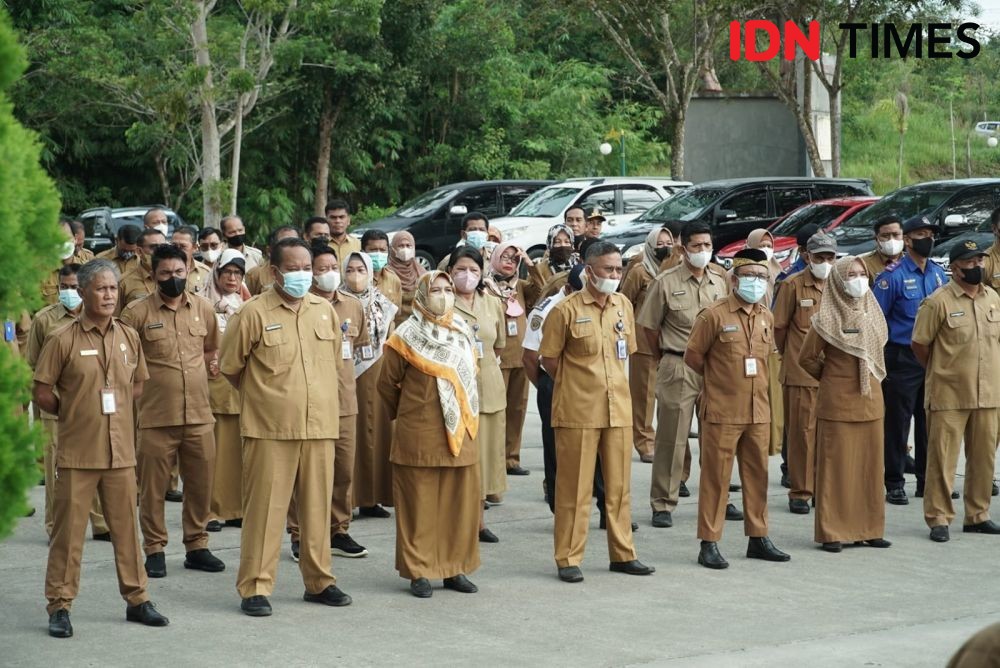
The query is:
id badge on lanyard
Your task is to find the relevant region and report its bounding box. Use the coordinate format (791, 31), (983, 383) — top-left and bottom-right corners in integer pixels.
(341, 322), (352, 359)
(744, 356), (758, 378)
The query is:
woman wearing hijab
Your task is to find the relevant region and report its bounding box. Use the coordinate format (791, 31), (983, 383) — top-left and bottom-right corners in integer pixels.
(620, 226), (675, 462)
(486, 241), (532, 476)
(341, 251), (399, 519)
(799, 256), (891, 553)
(378, 271), (481, 598)
(388, 230), (426, 327)
(526, 224), (576, 305)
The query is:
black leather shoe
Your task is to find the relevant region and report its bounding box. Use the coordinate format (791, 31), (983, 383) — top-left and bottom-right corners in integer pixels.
(165, 489), (183, 503)
(963, 520), (1000, 534)
(304, 585), (352, 607)
(651, 511), (673, 528)
(206, 520), (222, 532)
(48, 609), (72, 638)
(144, 552), (166, 578)
(885, 488), (908, 505)
(993, 481), (999, 497)
(184, 548), (225, 572)
(729, 483), (742, 492)
(609, 559), (655, 575)
(788, 499), (810, 515)
(862, 538), (892, 548)
(747, 536), (791, 562)
(679, 481), (691, 497)
(914, 482), (924, 497)
(241, 595), (272, 616)
(952, 490), (960, 499)
(780, 472), (790, 489)
(698, 541), (728, 569)
(821, 542), (842, 553)
(905, 454), (916, 474)
(443, 574), (478, 593)
(410, 578), (432, 598)
(224, 518), (243, 528)
(478, 528), (499, 543)
(558, 566), (583, 583)
(506, 466), (530, 476)
(359, 505), (391, 518)
(929, 526), (950, 542)
(725, 503), (743, 521)
(92, 532), (111, 542)
(125, 601), (169, 626)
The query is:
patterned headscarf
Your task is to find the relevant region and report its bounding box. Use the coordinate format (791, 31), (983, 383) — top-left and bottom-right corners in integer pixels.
(339, 251), (398, 377)
(546, 224), (577, 272)
(486, 241), (525, 317)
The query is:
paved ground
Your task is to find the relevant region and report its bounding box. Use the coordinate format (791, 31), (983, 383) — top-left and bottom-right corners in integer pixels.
(2, 390), (998, 667)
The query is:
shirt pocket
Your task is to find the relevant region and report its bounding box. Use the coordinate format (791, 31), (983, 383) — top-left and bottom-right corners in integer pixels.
(944, 313), (973, 344)
(716, 331), (743, 363)
(984, 308), (1000, 336)
(901, 287), (922, 319)
(793, 303), (815, 331)
(314, 324), (337, 362)
(666, 296), (694, 329)
(259, 326), (294, 368)
(568, 321), (598, 357)
(143, 325), (172, 360)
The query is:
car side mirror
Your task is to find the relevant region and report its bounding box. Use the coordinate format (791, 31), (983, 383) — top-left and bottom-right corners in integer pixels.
(943, 213), (965, 227)
(449, 205), (468, 216)
(716, 208), (737, 221)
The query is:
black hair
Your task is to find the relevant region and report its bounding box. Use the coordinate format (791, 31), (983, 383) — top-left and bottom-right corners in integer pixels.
(198, 226), (221, 242)
(151, 242), (188, 272)
(990, 207), (1000, 228)
(564, 206), (585, 219)
(69, 220), (85, 236)
(138, 227), (166, 245)
(173, 225), (198, 244)
(461, 211), (489, 231)
(324, 199), (351, 215)
(58, 263), (82, 278)
(310, 241), (338, 263)
(447, 246), (485, 292)
(143, 207), (167, 224)
(271, 237), (312, 267)
(873, 214), (903, 234)
(360, 229), (389, 249)
(303, 216), (331, 237)
(268, 225), (300, 247)
(117, 224), (141, 245)
(680, 221), (712, 246)
(663, 221), (683, 239)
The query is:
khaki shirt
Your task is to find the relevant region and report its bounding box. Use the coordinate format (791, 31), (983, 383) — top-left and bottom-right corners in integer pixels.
(771, 269), (825, 387)
(120, 291), (219, 428)
(33, 315), (148, 468)
(245, 262), (272, 296)
(455, 292), (507, 414)
(799, 328), (885, 422)
(26, 303), (79, 419)
(75, 248), (95, 263)
(493, 281), (527, 369)
(230, 244), (264, 272)
(539, 289), (636, 428)
(330, 235), (362, 268)
(118, 266), (157, 312)
(984, 244), (1000, 290)
(912, 281), (1000, 410)
(330, 291), (369, 417)
(861, 249), (900, 287)
(687, 294), (773, 425)
(620, 264), (655, 355)
(636, 262), (727, 354)
(186, 260), (213, 297)
(376, 268), (403, 310)
(219, 289), (342, 440)
(96, 247), (140, 277)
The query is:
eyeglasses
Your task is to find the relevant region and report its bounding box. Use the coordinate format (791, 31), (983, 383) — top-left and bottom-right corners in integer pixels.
(737, 274), (769, 282)
(498, 253), (518, 263)
(219, 269), (244, 278)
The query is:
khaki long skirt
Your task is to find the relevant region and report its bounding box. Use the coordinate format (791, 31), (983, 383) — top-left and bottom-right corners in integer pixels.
(814, 418), (886, 544)
(392, 463), (481, 580)
(210, 413), (243, 520)
(353, 359), (395, 508)
(480, 409), (508, 497)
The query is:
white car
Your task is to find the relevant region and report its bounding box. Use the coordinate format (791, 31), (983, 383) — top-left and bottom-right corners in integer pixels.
(974, 121), (1000, 136)
(492, 177), (691, 257)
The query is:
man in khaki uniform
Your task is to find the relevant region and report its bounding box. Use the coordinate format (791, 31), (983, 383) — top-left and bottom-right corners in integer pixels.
(33, 259), (168, 637)
(772, 232), (835, 514)
(119, 228), (166, 311)
(637, 221), (726, 529)
(246, 225), (299, 295)
(69, 221), (95, 263)
(325, 199), (362, 265)
(912, 240), (1000, 543)
(40, 220), (88, 306)
(120, 244), (225, 577)
(685, 248), (790, 569)
(220, 215), (264, 271)
(861, 214), (905, 286)
(539, 241), (655, 583)
(96, 224), (141, 276)
(26, 264), (109, 541)
(220, 237), (351, 616)
(986, 209), (1000, 290)
(171, 226), (212, 296)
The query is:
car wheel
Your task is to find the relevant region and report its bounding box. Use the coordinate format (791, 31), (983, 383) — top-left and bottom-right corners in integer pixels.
(415, 250), (435, 272)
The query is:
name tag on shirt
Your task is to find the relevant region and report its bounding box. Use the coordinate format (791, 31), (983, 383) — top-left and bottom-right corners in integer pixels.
(744, 356), (758, 378)
(616, 339), (627, 360)
(671, 290), (687, 297)
(575, 317), (592, 324)
(3, 320), (14, 342)
(146, 322), (164, 330)
(101, 388), (117, 415)
(80, 349), (99, 357)
(722, 325), (739, 333)
(842, 328), (860, 334)
(800, 299), (814, 307)
(949, 311), (965, 318)
(265, 323), (282, 331)
(361, 345), (374, 360)
(507, 320), (518, 337)
(342, 340), (352, 360)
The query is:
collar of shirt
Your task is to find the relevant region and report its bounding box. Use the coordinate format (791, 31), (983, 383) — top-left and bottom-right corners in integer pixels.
(801, 269), (823, 291)
(579, 286), (616, 310)
(726, 292), (763, 314)
(263, 287), (323, 312)
(945, 280), (984, 301)
(78, 312), (117, 335)
(149, 289), (191, 312)
(902, 253), (929, 275)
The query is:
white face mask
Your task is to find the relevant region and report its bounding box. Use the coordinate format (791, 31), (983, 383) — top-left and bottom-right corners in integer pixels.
(314, 270), (341, 292)
(843, 276), (869, 299)
(60, 240), (76, 260)
(878, 239), (904, 257)
(760, 246), (774, 260)
(809, 262), (833, 280)
(686, 250), (712, 269)
(589, 270), (620, 295)
(153, 223), (169, 237)
(394, 247), (415, 262)
(203, 248), (221, 264)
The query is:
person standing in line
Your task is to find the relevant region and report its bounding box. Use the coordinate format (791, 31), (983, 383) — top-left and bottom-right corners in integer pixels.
(325, 199), (362, 264)
(197, 227), (224, 268)
(69, 220), (95, 263)
(40, 220), (85, 306)
(361, 229), (402, 309)
(388, 230), (426, 326)
(799, 257), (891, 552)
(437, 211), (491, 270)
(245, 225), (300, 296)
(96, 224), (141, 277)
(220, 215), (264, 271)
(861, 214), (906, 286)
(526, 223), (577, 305)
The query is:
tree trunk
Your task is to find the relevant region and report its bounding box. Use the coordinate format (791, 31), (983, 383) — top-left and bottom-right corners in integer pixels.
(229, 93), (243, 216)
(829, 88), (841, 177)
(949, 99), (956, 179)
(897, 130), (904, 188)
(313, 84), (342, 216)
(154, 151), (173, 208)
(191, 0), (222, 226)
(671, 107), (686, 180)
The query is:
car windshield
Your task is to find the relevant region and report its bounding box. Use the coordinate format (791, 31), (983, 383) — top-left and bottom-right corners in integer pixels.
(393, 188), (460, 218)
(508, 186), (582, 217)
(638, 188), (723, 222)
(770, 204), (848, 236)
(831, 187), (954, 241)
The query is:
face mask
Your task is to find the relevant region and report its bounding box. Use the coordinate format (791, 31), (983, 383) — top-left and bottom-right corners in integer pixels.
(589, 270), (620, 295)
(158, 276), (187, 298)
(60, 241), (76, 260)
(394, 247), (415, 262)
(465, 230), (488, 250)
(452, 270), (480, 293)
(736, 276), (767, 304)
(313, 235), (331, 245)
(686, 250), (712, 269)
(843, 276), (868, 299)
(549, 246), (572, 265)
(760, 247), (774, 261)
(483, 241), (498, 257)
(314, 270), (341, 292)
(153, 223), (169, 237)
(203, 248), (221, 264)
(878, 239), (904, 257)
(279, 270), (313, 298)
(426, 291), (454, 316)
(960, 266), (983, 285)
(910, 236), (934, 258)
(227, 234), (245, 248)
(118, 250), (136, 261)
(654, 246), (672, 262)
(367, 252), (388, 271)
(58, 288), (82, 310)
(809, 262), (833, 280)
(346, 271), (368, 293)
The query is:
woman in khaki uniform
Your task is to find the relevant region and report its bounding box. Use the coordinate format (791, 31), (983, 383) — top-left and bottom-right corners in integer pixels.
(388, 231), (426, 327)
(450, 248), (507, 542)
(378, 271), (481, 598)
(799, 256), (891, 553)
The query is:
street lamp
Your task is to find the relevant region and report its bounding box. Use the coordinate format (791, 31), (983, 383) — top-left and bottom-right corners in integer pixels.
(599, 131), (626, 176)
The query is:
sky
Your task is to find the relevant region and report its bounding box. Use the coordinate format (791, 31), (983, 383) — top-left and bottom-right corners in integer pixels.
(972, 0), (1000, 30)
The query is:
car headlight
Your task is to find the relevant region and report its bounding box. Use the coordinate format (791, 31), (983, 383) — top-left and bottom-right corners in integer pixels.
(623, 244), (643, 259)
(504, 226), (529, 239)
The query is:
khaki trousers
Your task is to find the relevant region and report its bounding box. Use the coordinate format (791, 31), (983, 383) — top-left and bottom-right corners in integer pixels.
(629, 351), (657, 458)
(502, 367), (530, 468)
(553, 426), (636, 567)
(785, 385), (819, 501)
(45, 466), (148, 615)
(238, 438), (336, 598)
(210, 414), (243, 521)
(137, 423), (215, 555)
(924, 408), (999, 528)
(697, 421), (770, 542)
(42, 417), (107, 537)
(289, 416), (357, 539)
(768, 351), (784, 455)
(650, 354), (699, 513)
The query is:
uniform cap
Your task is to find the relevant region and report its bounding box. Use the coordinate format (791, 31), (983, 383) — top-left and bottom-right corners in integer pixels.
(948, 238), (988, 263)
(806, 232), (837, 255)
(584, 207), (606, 223)
(795, 223), (820, 247)
(732, 248), (768, 268)
(902, 214), (940, 235)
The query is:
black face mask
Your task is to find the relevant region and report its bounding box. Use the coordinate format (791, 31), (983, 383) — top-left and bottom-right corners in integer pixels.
(910, 236), (934, 258)
(158, 276), (187, 298)
(227, 233), (245, 248)
(960, 266), (983, 285)
(654, 246), (672, 262)
(550, 246), (572, 265)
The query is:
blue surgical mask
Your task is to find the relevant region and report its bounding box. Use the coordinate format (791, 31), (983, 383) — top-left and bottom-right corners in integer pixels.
(465, 230), (488, 250)
(367, 251), (388, 271)
(736, 276), (767, 304)
(58, 288), (82, 311)
(279, 270), (313, 298)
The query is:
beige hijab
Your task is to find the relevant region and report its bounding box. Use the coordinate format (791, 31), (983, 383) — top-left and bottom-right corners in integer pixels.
(810, 256), (888, 396)
(746, 229), (783, 300)
(641, 227), (674, 278)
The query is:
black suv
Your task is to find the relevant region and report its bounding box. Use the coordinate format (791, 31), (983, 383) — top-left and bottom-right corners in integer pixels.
(351, 180), (553, 269)
(79, 206), (188, 253)
(602, 177), (873, 253)
(829, 179), (1000, 257)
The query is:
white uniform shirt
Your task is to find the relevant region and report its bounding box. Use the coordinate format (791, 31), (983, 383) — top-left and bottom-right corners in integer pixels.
(521, 289), (569, 352)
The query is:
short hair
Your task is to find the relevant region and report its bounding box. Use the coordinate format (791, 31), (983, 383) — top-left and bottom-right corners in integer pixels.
(143, 207), (167, 224)
(151, 242), (188, 272)
(991, 207), (1000, 228)
(360, 229), (389, 249)
(219, 215), (242, 234)
(198, 226), (221, 242)
(447, 247), (484, 291)
(268, 225), (300, 247)
(325, 199), (351, 215)
(78, 259), (120, 290)
(58, 263), (82, 279)
(117, 224), (141, 245)
(310, 241), (338, 263)
(58, 218), (72, 232)
(564, 206), (585, 219)
(584, 240), (621, 262)
(69, 220), (85, 236)
(172, 225), (198, 245)
(138, 228), (166, 245)
(303, 216), (330, 237)
(873, 214), (903, 234)
(680, 221), (712, 246)
(462, 211), (489, 230)
(271, 237), (312, 266)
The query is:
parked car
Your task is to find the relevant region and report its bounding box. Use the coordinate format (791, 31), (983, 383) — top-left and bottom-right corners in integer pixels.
(602, 177), (874, 256)
(974, 121), (1000, 137)
(351, 180), (553, 269)
(492, 177), (692, 259)
(930, 219), (996, 274)
(714, 196), (878, 269)
(828, 178), (1000, 257)
(78, 206), (188, 253)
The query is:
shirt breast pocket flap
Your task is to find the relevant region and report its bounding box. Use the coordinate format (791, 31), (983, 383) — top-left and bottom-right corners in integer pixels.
(145, 325), (168, 342)
(347, 324), (360, 340)
(314, 325), (337, 361)
(189, 323), (208, 338)
(945, 312), (973, 341)
(568, 321), (598, 356)
(717, 331), (740, 344)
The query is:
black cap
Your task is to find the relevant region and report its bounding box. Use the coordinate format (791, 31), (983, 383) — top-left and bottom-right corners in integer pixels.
(902, 214), (940, 235)
(795, 224), (820, 247)
(567, 263), (586, 291)
(949, 238), (988, 264)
